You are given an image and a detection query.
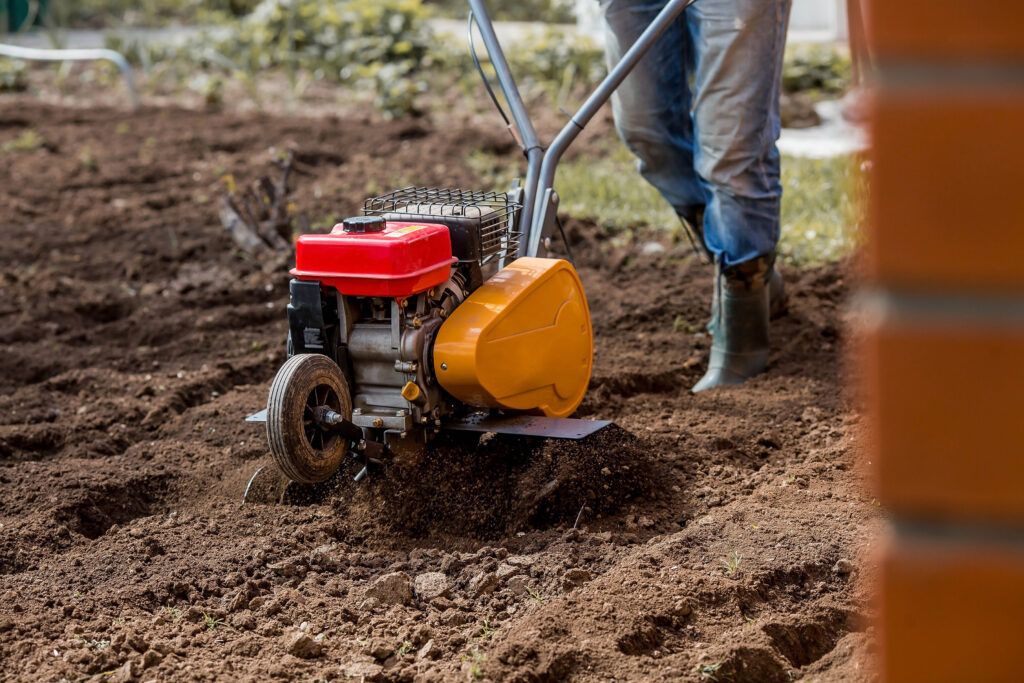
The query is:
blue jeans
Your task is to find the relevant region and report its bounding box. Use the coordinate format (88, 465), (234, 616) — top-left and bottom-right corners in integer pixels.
(602, 0), (792, 267)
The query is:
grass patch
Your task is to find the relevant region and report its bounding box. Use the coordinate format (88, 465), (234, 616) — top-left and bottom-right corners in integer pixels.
(698, 661), (723, 680)
(475, 142), (862, 266)
(2, 129), (46, 153)
(779, 153), (863, 265)
(202, 612), (224, 630)
(721, 551), (742, 577)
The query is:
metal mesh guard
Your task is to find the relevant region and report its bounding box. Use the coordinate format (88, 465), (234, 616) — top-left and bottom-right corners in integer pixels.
(363, 187), (520, 264)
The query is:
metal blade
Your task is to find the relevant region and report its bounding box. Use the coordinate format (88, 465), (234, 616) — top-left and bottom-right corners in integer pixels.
(242, 465), (289, 504)
(246, 409), (268, 423)
(443, 413), (612, 440)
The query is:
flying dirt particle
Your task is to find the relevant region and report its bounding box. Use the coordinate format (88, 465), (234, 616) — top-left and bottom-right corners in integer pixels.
(364, 572), (413, 606)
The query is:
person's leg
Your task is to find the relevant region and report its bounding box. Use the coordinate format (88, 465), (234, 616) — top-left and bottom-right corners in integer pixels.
(601, 0), (706, 231)
(686, 0), (792, 391)
(686, 0), (792, 267)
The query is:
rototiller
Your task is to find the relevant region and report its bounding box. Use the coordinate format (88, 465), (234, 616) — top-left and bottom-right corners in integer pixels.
(243, 0), (697, 501)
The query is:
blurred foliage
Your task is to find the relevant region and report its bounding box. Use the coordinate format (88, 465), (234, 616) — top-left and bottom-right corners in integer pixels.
(209, 0), (435, 117)
(23, 1), (851, 121)
(506, 28), (604, 88)
(2, 129), (46, 153)
(445, 27), (605, 113)
(782, 44), (851, 96)
(425, 0), (574, 23)
(50, 0), (261, 27)
(0, 58), (29, 93)
(50, 0), (576, 27)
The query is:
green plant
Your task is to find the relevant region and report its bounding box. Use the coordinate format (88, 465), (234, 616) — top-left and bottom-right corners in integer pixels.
(202, 612), (224, 630)
(507, 29), (605, 91)
(783, 44), (852, 96)
(0, 58), (29, 93)
(461, 647), (487, 680)
(525, 585), (546, 604)
(396, 640), (414, 657)
(58, 0), (263, 29)
(673, 315), (700, 334)
(2, 129), (46, 153)
(721, 551), (742, 577)
(478, 619), (496, 641)
(210, 0), (436, 117)
(87, 638), (111, 651)
(450, 27), (606, 109)
(698, 661), (722, 680)
(78, 145), (98, 171)
(426, 0), (575, 23)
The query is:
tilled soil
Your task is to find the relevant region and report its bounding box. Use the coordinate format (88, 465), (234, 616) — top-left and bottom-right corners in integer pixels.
(0, 101), (877, 682)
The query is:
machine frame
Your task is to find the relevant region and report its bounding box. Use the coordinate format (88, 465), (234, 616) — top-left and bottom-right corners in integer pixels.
(465, 0), (697, 257)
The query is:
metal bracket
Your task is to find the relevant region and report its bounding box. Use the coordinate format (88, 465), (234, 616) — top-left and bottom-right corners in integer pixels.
(443, 412), (612, 440)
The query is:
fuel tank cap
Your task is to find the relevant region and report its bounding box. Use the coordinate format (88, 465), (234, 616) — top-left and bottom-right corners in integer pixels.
(342, 216), (386, 233)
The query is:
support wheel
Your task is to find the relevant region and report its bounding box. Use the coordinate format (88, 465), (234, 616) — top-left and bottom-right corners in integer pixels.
(267, 354), (353, 484)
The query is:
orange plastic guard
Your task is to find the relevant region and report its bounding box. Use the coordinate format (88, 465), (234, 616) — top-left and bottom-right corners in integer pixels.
(432, 257), (593, 418)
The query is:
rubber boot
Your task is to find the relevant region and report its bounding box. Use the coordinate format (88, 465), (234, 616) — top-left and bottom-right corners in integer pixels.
(675, 206), (785, 316)
(706, 260), (786, 333)
(692, 255), (773, 393)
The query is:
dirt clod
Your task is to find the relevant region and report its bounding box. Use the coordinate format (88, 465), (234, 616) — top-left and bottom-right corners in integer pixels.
(284, 632), (323, 659)
(413, 572), (450, 601)
(562, 568), (593, 591)
(468, 571), (499, 597)
(364, 572), (413, 606)
(834, 558), (855, 575)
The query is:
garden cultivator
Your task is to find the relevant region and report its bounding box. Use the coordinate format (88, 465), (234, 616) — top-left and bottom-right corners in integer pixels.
(244, 0), (698, 502)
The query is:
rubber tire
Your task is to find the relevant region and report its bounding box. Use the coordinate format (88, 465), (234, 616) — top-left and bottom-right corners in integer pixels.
(267, 354), (352, 484)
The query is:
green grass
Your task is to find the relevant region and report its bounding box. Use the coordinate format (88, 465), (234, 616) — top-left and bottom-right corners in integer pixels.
(202, 612), (224, 630)
(2, 129), (46, 153)
(721, 551), (742, 577)
(698, 662), (723, 680)
(472, 141), (863, 266)
(778, 152), (863, 264)
(559, 143), (862, 265)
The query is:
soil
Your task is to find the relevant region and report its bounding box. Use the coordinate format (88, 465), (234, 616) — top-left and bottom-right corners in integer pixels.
(0, 100), (878, 682)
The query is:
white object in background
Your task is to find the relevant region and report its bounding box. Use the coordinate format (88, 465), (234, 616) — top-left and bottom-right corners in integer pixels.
(574, 0), (848, 43)
(777, 99), (867, 159)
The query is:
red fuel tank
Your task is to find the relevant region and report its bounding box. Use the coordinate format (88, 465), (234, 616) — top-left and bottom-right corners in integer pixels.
(291, 217), (455, 298)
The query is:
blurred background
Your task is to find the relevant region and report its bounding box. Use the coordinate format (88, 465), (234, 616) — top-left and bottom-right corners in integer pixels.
(0, 0), (864, 268)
